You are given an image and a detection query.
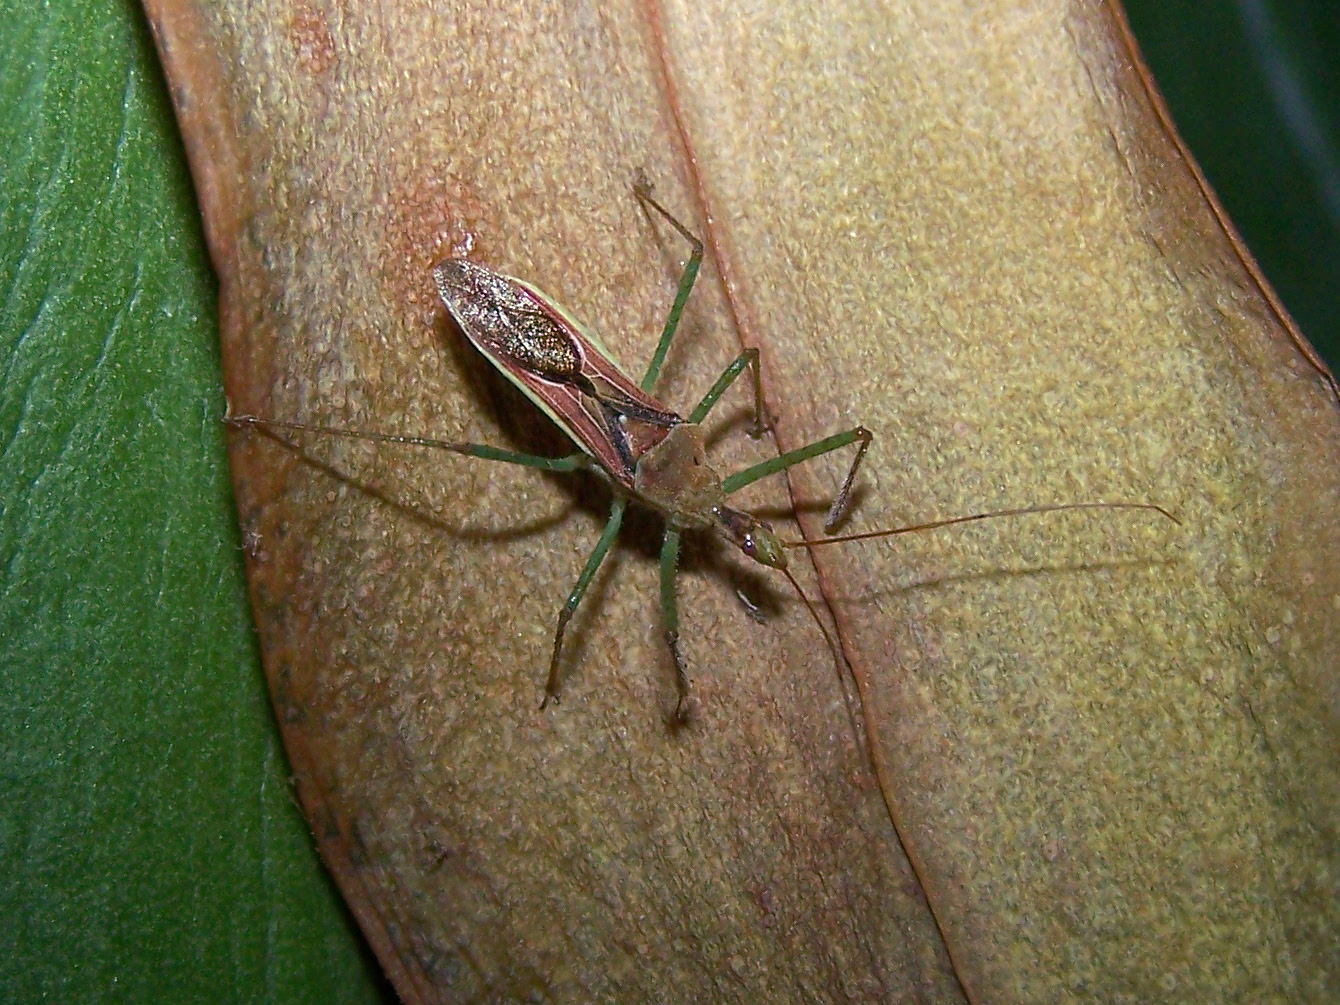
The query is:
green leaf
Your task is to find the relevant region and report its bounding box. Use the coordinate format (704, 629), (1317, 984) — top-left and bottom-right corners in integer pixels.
(0, 3), (387, 1000)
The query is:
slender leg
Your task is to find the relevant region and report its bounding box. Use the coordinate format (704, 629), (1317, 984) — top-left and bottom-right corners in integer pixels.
(658, 527), (692, 722)
(543, 497), (628, 708)
(633, 180), (770, 435)
(721, 426), (873, 531)
(226, 413), (590, 473)
(688, 348), (769, 437)
(633, 179), (704, 393)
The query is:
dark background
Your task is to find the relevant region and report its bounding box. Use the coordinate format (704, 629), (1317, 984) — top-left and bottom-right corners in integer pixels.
(1127, 0), (1340, 368)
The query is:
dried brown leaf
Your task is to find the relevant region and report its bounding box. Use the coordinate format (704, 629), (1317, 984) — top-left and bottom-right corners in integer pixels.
(144, 0), (1340, 1000)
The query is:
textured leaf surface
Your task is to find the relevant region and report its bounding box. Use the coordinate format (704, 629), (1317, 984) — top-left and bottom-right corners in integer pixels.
(0, 1), (384, 1000)
(137, 0), (1340, 1001)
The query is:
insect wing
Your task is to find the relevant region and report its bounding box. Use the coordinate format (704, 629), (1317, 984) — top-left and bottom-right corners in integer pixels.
(433, 259), (679, 486)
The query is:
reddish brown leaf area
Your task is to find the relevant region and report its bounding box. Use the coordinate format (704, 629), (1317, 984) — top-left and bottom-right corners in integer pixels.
(287, 2), (337, 77)
(144, 0), (1340, 1001)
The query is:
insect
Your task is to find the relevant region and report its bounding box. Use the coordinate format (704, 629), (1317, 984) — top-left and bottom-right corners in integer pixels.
(229, 179), (1175, 721)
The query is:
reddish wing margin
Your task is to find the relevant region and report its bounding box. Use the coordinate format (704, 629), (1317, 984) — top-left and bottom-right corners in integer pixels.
(434, 258), (680, 489)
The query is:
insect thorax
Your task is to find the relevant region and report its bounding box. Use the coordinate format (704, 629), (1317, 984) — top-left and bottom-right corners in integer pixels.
(632, 423), (724, 526)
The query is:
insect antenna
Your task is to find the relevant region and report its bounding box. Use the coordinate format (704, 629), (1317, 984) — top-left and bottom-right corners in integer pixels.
(782, 501), (1178, 551)
(776, 563), (854, 687)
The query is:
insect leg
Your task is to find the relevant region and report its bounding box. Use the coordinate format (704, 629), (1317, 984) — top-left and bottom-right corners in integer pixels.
(543, 497), (628, 708)
(688, 347), (769, 437)
(633, 180), (704, 393)
(226, 414), (590, 473)
(657, 527), (692, 722)
(721, 426), (874, 531)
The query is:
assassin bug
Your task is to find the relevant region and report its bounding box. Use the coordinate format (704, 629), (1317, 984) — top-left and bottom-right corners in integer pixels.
(229, 179), (1174, 720)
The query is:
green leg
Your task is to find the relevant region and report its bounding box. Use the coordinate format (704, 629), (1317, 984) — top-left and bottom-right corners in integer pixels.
(657, 528), (691, 721)
(632, 180), (769, 436)
(226, 413), (589, 473)
(543, 497), (628, 708)
(721, 426), (873, 531)
(634, 180), (704, 393)
(688, 348), (769, 437)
